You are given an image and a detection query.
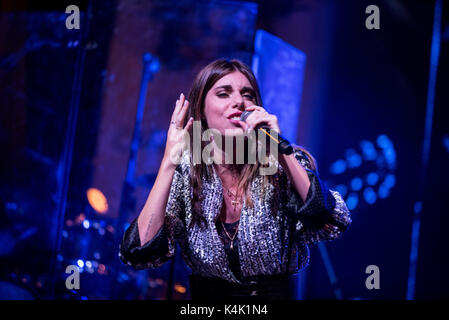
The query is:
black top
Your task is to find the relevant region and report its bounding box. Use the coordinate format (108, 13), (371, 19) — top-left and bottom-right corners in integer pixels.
(215, 219), (242, 280)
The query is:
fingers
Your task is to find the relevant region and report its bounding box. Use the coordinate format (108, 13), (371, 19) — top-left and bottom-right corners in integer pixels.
(245, 108), (269, 130)
(172, 93), (184, 117)
(177, 99), (190, 128)
(184, 116), (194, 132)
(171, 93), (189, 128)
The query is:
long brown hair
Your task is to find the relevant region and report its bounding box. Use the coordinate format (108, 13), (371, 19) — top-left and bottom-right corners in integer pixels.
(186, 58), (315, 226)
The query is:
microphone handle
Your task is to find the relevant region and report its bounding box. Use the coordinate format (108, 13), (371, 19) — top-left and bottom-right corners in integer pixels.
(258, 127), (293, 155)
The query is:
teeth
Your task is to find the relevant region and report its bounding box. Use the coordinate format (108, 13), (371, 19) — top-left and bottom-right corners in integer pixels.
(230, 116), (240, 120)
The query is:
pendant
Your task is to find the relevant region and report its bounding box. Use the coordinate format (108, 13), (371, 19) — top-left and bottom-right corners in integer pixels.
(230, 240), (233, 250)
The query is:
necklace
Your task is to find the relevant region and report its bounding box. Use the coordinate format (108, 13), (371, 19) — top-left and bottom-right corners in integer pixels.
(223, 185), (242, 213)
(220, 219), (239, 250)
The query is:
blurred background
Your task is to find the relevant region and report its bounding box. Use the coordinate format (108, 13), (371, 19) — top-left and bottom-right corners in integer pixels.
(0, 0), (448, 300)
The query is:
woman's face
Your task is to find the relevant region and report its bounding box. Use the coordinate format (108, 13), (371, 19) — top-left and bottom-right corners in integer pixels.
(203, 71), (256, 136)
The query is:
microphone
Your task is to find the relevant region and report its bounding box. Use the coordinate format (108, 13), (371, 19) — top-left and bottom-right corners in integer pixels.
(240, 110), (293, 155)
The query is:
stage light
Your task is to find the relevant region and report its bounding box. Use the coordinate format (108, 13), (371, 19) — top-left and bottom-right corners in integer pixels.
(360, 140), (377, 160)
(363, 187), (377, 204)
(77, 259), (84, 268)
(346, 193), (359, 210)
(366, 172), (379, 185)
(330, 134), (396, 209)
(174, 284), (187, 294)
(345, 149), (362, 168)
(86, 188), (109, 214)
(82, 220), (90, 229)
(384, 174), (396, 188)
(378, 184), (390, 199)
(377, 134), (393, 149)
(330, 159), (347, 175)
(85, 261), (92, 268)
(351, 177), (363, 191)
(98, 264), (106, 275)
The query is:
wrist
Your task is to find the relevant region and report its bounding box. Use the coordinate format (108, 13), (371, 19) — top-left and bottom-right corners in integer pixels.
(161, 154), (178, 172)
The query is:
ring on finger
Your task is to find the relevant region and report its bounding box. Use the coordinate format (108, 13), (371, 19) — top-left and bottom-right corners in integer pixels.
(170, 120), (182, 130)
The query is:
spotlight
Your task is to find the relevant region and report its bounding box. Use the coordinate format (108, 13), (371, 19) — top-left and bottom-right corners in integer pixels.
(366, 172), (379, 186)
(86, 188), (109, 214)
(363, 187), (377, 205)
(346, 193), (359, 210)
(82, 220), (90, 229)
(351, 177), (363, 191)
(330, 159), (347, 175)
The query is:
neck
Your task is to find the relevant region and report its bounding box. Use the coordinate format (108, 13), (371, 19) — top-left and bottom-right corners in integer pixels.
(211, 136), (243, 178)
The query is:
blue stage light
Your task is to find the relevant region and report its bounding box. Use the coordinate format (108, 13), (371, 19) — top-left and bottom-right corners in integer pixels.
(330, 159), (347, 175)
(346, 193), (358, 210)
(384, 174), (396, 188)
(351, 177), (363, 191)
(345, 149), (362, 168)
(366, 172), (379, 185)
(360, 140), (377, 160)
(363, 187), (377, 204)
(77, 259), (84, 268)
(82, 220), (90, 229)
(334, 184), (348, 197)
(383, 147), (397, 169)
(377, 134), (392, 149)
(378, 184), (390, 199)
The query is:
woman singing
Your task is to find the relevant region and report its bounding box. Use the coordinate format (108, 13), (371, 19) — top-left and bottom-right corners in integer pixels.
(119, 59), (351, 300)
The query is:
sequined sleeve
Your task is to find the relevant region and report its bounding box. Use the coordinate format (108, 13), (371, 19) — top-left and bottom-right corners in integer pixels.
(284, 149), (352, 244)
(118, 165), (184, 269)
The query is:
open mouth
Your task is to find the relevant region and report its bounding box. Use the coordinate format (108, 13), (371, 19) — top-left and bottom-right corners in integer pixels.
(227, 112), (242, 124)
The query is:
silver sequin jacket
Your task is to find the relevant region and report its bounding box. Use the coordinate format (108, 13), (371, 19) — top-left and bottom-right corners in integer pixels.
(119, 149), (351, 284)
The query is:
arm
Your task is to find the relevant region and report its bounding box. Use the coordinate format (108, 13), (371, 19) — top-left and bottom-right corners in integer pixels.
(137, 157), (176, 246)
(278, 152), (311, 202)
(281, 149), (351, 244)
(119, 93), (192, 269)
(118, 160), (184, 269)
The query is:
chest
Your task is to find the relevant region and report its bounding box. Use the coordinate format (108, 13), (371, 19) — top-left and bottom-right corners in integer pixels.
(220, 194), (242, 222)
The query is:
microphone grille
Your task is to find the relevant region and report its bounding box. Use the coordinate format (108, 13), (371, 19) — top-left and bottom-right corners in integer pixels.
(240, 110), (252, 122)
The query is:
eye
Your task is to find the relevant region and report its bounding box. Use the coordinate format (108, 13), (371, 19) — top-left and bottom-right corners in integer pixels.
(217, 93), (229, 98)
(243, 94), (255, 100)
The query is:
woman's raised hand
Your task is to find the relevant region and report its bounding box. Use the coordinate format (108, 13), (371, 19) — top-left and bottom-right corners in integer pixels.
(163, 93), (194, 169)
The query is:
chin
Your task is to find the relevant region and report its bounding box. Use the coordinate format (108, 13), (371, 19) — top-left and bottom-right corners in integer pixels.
(223, 128), (245, 137)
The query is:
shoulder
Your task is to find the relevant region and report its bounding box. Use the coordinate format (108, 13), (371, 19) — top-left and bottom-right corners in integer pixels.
(291, 146), (316, 172)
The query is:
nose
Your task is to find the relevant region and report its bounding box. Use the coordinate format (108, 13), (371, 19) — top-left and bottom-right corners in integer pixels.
(232, 94), (245, 110)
